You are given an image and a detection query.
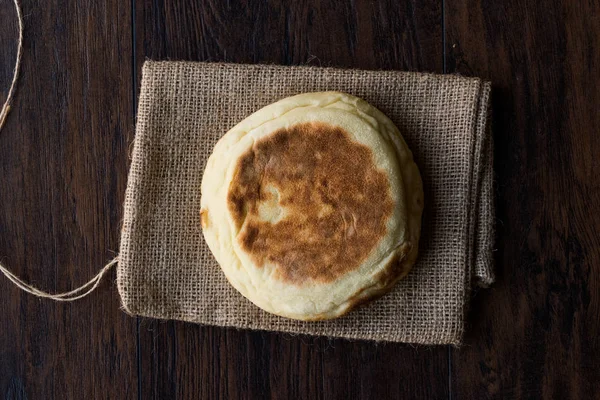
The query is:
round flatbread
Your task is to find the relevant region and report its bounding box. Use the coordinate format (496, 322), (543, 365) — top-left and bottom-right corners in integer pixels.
(200, 92), (423, 320)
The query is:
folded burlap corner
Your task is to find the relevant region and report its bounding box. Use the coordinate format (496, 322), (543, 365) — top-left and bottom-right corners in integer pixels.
(117, 61), (494, 345)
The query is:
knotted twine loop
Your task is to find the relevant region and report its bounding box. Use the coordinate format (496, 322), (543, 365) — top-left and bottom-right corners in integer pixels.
(0, 0), (23, 131)
(0, 0), (118, 301)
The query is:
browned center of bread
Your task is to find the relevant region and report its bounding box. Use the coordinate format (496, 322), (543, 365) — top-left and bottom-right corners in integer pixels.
(227, 122), (394, 285)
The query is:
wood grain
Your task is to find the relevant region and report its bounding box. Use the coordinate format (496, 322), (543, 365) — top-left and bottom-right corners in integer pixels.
(0, 0), (137, 399)
(134, 0), (446, 399)
(446, 0), (600, 398)
(2, 0), (600, 398)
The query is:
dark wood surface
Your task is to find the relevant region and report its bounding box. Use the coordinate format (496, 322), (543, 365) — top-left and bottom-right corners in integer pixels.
(0, 0), (598, 399)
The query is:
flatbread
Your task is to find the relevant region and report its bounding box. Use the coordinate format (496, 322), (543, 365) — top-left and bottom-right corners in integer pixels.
(200, 92), (423, 320)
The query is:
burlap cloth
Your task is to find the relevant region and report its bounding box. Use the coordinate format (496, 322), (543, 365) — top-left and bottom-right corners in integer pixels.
(118, 61), (494, 345)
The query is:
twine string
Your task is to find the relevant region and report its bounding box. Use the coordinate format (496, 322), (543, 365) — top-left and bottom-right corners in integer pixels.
(0, 0), (24, 131)
(0, 258), (118, 301)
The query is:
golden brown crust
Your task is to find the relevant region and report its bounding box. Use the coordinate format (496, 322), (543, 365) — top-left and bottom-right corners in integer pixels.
(293, 242), (417, 321)
(200, 208), (209, 229)
(226, 122), (394, 285)
(372, 242), (414, 289)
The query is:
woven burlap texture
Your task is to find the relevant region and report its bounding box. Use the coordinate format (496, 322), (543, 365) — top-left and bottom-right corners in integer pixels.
(118, 61), (494, 345)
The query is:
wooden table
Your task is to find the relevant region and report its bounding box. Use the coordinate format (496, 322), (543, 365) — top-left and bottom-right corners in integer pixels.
(1, 1), (598, 399)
